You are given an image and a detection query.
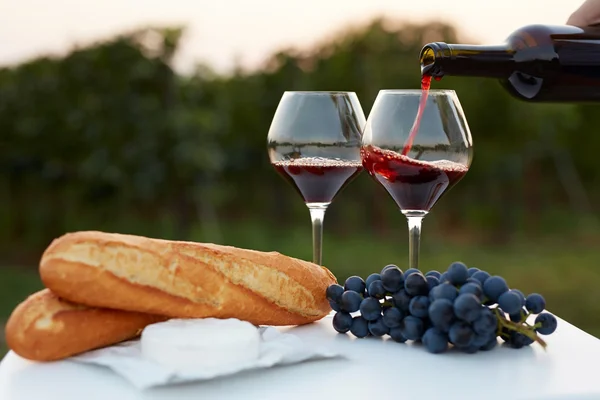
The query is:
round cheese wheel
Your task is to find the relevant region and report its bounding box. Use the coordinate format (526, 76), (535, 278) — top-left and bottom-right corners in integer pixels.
(140, 318), (261, 372)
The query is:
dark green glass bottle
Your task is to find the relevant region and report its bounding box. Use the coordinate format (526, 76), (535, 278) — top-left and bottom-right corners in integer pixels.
(420, 24), (600, 102)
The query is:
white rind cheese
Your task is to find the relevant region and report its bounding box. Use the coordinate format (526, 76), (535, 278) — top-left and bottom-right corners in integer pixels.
(140, 318), (261, 372)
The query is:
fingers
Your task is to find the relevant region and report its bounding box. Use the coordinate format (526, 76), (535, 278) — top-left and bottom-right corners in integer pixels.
(567, 0), (600, 26)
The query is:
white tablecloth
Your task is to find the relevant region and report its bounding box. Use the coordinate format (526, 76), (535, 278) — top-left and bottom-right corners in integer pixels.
(1, 312), (599, 400)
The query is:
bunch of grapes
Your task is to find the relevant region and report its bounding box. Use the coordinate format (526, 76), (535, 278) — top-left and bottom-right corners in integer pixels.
(325, 262), (558, 354)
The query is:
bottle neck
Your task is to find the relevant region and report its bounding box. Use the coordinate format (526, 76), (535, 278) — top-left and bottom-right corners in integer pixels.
(420, 42), (515, 79)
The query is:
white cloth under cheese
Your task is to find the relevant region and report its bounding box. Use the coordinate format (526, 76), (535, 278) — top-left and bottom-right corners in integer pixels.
(68, 315), (343, 389)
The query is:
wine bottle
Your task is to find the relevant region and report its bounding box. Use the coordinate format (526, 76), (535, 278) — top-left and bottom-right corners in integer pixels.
(420, 24), (600, 102)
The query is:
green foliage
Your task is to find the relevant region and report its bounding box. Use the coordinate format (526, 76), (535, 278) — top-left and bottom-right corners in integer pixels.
(1, 19), (598, 272)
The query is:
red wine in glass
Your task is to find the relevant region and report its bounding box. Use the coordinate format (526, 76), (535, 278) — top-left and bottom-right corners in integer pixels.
(361, 145), (468, 211)
(360, 88), (472, 271)
(267, 91), (366, 266)
(272, 157), (363, 204)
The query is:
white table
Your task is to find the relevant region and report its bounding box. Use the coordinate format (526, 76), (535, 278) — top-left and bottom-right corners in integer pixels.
(1, 312), (599, 400)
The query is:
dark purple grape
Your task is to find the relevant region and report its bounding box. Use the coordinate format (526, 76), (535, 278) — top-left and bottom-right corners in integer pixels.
(359, 297), (382, 321)
(512, 289), (526, 305)
(422, 328), (449, 354)
(473, 307), (497, 336)
(459, 282), (483, 301)
(471, 271), (491, 285)
(425, 270), (442, 279)
(409, 296), (430, 318)
(439, 272), (449, 283)
(388, 327), (407, 343)
(509, 310), (525, 323)
(332, 312), (353, 333)
(382, 302), (393, 313)
(472, 333), (490, 348)
(454, 294), (483, 323)
(392, 290), (412, 313)
(448, 321), (475, 347)
(404, 273), (429, 296)
(399, 315), (425, 341)
(326, 284), (344, 303)
(381, 266), (404, 293)
(368, 317), (390, 337)
(365, 273), (382, 289)
(329, 299), (341, 312)
(340, 290), (363, 313)
(483, 276), (509, 302)
(508, 332), (534, 348)
(381, 264), (399, 275)
(498, 290), (524, 315)
(535, 313), (558, 335)
(428, 299), (456, 332)
(350, 316), (369, 338)
(480, 336), (498, 351)
(466, 277), (482, 286)
(426, 276), (440, 291)
(368, 280), (387, 299)
(382, 307), (404, 328)
(404, 268), (421, 277)
(344, 276), (366, 294)
(525, 293), (546, 314)
(446, 262), (469, 285)
(430, 282), (458, 302)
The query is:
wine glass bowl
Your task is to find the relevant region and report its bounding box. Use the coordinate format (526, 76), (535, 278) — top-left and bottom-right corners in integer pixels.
(361, 89), (473, 269)
(267, 91), (366, 265)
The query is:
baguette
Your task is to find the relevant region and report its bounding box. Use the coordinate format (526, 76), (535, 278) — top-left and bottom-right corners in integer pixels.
(5, 289), (166, 361)
(40, 231), (337, 326)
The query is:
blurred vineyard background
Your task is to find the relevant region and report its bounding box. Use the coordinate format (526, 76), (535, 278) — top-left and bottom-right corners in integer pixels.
(2, 18), (600, 357)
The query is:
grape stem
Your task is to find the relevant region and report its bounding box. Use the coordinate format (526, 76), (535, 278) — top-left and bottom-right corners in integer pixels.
(492, 308), (547, 349)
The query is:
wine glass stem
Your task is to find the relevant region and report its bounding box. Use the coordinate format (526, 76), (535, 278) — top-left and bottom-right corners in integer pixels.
(308, 203), (328, 265)
(404, 211), (428, 270)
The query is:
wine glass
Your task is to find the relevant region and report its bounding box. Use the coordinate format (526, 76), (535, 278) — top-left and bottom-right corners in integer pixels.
(267, 91), (366, 265)
(361, 89), (473, 270)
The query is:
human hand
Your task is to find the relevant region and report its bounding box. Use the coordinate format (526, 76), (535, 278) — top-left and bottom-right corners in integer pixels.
(568, 0), (600, 26)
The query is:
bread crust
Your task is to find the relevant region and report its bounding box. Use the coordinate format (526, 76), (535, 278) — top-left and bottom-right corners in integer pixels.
(40, 231), (337, 326)
(5, 289), (166, 361)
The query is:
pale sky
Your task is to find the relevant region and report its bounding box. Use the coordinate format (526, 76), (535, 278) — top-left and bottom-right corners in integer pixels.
(0, 0), (580, 74)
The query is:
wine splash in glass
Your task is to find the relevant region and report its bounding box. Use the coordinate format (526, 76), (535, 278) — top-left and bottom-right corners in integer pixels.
(361, 89), (473, 270)
(268, 91), (365, 265)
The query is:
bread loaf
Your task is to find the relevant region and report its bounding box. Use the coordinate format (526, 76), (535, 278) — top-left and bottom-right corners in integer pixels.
(5, 289), (166, 361)
(40, 231), (337, 326)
